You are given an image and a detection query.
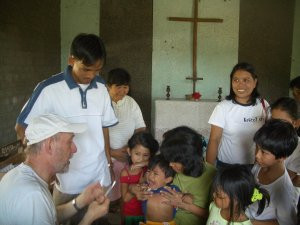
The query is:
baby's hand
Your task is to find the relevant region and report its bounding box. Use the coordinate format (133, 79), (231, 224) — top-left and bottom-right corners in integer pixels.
(136, 184), (152, 201)
(139, 183), (150, 191)
(131, 161), (149, 170)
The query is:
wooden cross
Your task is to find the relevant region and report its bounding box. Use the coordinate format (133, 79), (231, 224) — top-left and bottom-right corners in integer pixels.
(168, 0), (223, 94)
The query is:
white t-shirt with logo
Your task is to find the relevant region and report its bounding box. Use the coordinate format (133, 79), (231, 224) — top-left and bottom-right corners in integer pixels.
(208, 99), (269, 164)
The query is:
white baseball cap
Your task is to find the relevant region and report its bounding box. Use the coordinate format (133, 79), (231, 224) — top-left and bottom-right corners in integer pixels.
(25, 114), (87, 145)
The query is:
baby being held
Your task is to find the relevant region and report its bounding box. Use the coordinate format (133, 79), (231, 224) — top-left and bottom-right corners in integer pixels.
(141, 154), (180, 225)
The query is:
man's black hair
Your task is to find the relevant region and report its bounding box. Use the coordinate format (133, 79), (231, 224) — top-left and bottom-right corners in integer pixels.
(70, 33), (106, 66)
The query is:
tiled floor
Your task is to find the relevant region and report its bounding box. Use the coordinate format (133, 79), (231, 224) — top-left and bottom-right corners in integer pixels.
(107, 211), (121, 225)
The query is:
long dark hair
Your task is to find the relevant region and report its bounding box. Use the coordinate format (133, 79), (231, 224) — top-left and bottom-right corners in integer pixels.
(160, 126), (205, 177)
(107, 68), (131, 86)
(270, 97), (298, 121)
(213, 164), (269, 224)
(127, 131), (159, 165)
(226, 62), (260, 105)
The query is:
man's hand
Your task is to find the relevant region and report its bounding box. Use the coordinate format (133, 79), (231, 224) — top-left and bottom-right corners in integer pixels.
(76, 183), (104, 209)
(80, 198), (110, 225)
(110, 147), (128, 162)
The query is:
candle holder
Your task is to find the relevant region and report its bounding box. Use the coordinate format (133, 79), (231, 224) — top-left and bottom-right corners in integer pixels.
(166, 85), (170, 100)
(217, 87), (222, 102)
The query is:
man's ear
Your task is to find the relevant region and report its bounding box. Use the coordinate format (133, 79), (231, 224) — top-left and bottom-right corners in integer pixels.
(127, 147), (131, 156)
(68, 55), (75, 66)
(43, 138), (53, 155)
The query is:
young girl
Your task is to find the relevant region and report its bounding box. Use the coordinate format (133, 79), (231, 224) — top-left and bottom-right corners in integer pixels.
(120, 131), (159, 225)
(207, 62), (269, 168)
(247, 119), (298, 225)
(270, 97), (300, 187)
(160, 126), (216, 225)
(207, 164), (269, 225)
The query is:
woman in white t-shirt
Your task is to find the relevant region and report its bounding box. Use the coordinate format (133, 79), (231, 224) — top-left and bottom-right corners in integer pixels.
(106, 68), (146, 204)
(206, 62), (268, 168)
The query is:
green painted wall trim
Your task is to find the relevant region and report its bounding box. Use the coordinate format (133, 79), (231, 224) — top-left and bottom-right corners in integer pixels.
(60, 0), (100, 70)
(291, 0), (300, 79)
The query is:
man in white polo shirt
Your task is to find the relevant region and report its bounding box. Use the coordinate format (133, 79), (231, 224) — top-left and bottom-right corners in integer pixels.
(0, 114), (110, 225)
(15, 33), (118, 224)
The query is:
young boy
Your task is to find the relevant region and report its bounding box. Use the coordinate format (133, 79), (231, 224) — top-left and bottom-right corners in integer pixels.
(15, 33), (118, 224)
(141, 154), (180, 225)
(246, 119), (299, 225)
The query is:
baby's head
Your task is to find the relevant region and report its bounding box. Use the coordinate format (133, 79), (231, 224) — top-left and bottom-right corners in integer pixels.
(146, 154), (175, 190)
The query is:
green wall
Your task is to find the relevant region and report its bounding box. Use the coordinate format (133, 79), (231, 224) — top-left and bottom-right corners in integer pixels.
(59, 0), (298, 122)
(291, 0), (300, 79)
(152, 0), (240, 100)
(60, 0), (100, 70)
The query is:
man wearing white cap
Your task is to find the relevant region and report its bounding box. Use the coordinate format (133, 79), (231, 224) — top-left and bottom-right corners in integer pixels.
(0, 114), (110, 225)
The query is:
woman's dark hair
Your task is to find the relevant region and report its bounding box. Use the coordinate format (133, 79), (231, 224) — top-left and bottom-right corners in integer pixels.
(254, 119), (298, 159)
(226, 62), (260, 105)
(213, 164), (269, 224)
(107, 68), (131, 86)
(148, 154), (175, 179)
(127, 131), (159, 164)
(290, 76), (300, 89)
(270, 97), (298, 120)
(70, 33), (106, 66)
(160, 126), (204, 177)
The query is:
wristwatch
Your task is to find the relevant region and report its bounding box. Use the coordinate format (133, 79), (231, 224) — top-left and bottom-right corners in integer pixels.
(72, 198), (81, 211)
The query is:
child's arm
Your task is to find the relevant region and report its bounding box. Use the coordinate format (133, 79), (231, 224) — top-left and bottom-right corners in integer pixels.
(161, 186), (208, 218)
(251, 219), (279, 225)
(138, 167), (148, 184)
(130, 161), (149, 171)
(287, 169), (297, 181)
(128, 183), (152, 201)
(120, 169), (135, 202)
(287, 169), (300, 187)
